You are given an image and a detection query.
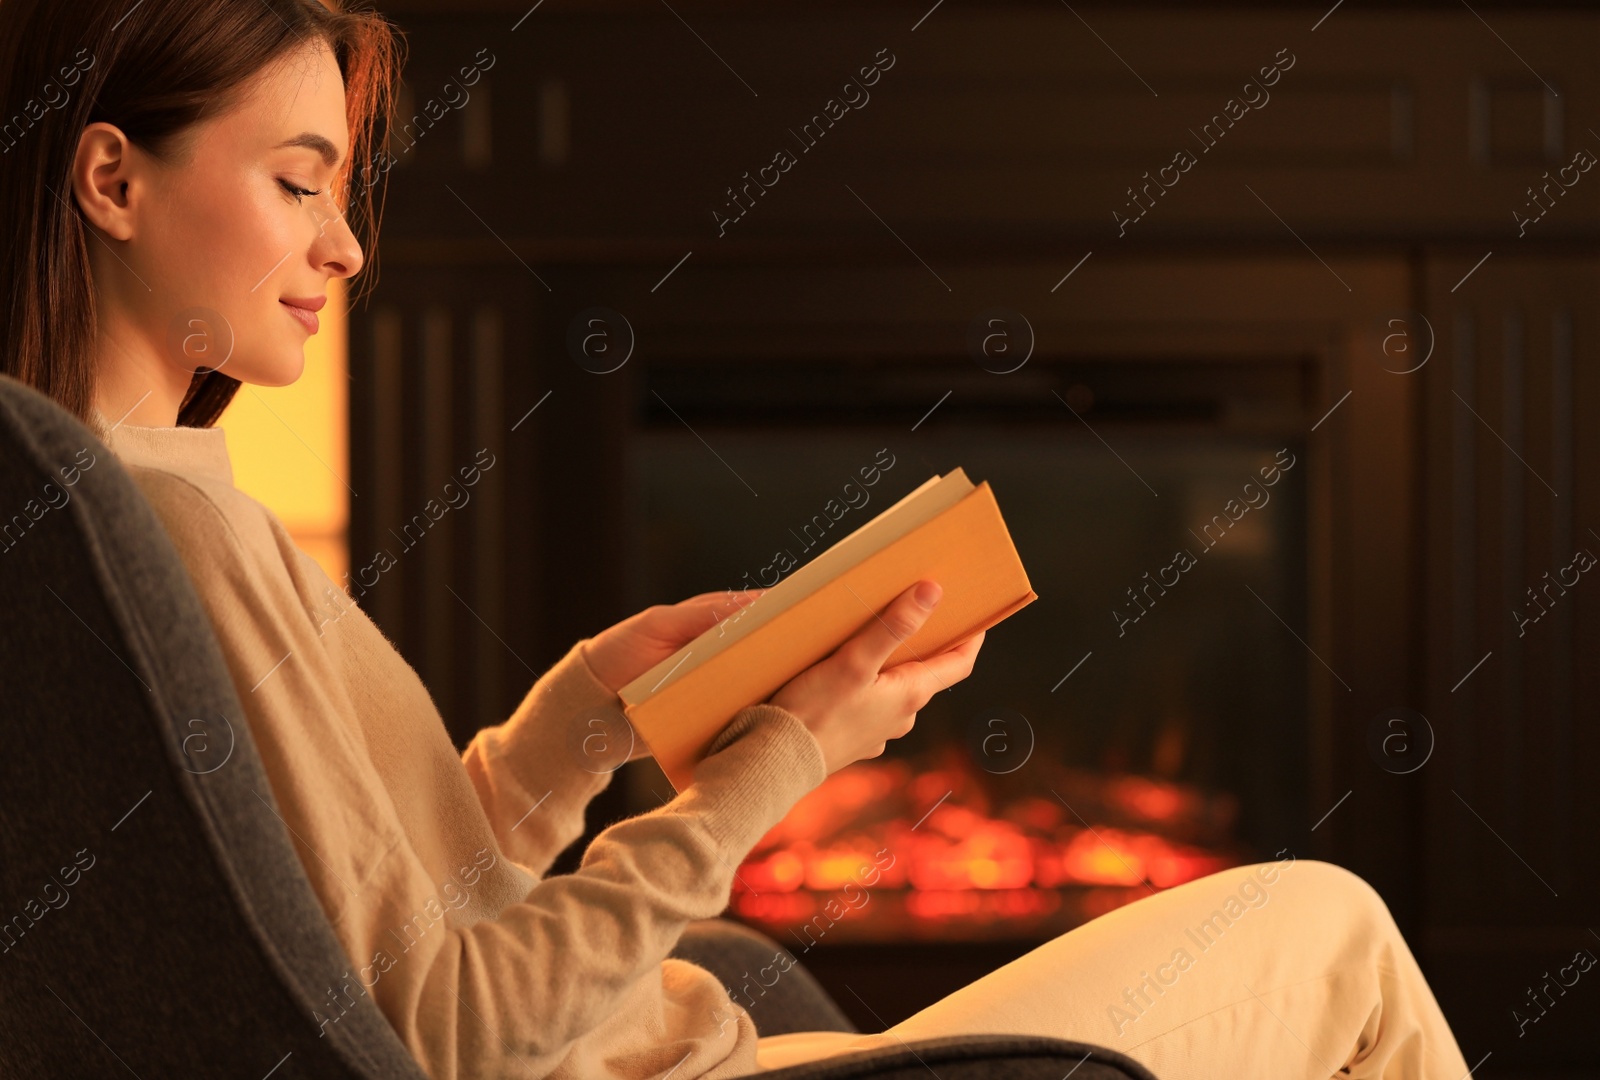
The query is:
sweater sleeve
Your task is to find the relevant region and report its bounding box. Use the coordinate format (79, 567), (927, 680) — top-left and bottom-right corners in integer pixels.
(380, 705), (827, 1079)
(135, 471), (829, 1080)
(459, 639), (628, 880)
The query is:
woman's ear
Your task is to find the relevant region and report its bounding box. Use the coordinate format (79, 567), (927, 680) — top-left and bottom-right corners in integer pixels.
(69, 122), (141, 242)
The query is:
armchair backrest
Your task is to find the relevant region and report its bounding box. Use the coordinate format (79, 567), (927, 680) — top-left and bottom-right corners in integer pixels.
(0, 374), (426, 1078)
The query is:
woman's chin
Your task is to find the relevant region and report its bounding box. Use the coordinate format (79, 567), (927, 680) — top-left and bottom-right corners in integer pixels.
(234, 353), (306, 388)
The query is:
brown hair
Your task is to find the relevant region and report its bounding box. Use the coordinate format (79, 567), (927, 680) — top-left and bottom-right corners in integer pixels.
(0, 0), (403, 428)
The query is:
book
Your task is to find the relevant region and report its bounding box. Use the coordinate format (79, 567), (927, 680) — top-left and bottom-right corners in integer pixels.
(619, 467), (1038, 794)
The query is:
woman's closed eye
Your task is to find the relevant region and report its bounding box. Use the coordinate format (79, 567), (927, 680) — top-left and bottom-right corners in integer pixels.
(278, 178), (323, 203)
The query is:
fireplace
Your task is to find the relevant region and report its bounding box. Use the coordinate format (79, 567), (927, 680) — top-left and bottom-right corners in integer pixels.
(621, 352), (1313, 946)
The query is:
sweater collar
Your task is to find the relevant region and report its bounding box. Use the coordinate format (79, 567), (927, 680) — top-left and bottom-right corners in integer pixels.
(93, 407), (235, 487)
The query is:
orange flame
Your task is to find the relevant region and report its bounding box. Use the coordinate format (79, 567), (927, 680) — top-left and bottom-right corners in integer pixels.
(733, 759), (1239, 933)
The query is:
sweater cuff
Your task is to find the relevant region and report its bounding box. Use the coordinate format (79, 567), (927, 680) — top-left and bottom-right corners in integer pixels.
(482, 637), (627, 789)
(683, 704), (829, 853)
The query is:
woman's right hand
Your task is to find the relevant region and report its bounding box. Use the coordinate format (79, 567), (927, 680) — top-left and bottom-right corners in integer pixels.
(770, 579), (986, 776)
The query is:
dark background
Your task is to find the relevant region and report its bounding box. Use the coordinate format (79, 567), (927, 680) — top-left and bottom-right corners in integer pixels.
(350, 4), (1599, 1076)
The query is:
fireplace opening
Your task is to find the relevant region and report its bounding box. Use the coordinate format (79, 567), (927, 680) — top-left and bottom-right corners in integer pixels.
(728, 751), (1244, 944)
(624, 356), (1312, 945)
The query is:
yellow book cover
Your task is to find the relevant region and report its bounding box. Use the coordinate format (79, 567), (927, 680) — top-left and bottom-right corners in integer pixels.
(620, 468), (1036, 793)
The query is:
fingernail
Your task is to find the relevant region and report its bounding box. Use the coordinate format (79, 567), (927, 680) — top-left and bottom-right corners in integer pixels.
(914, 581), (942, 608)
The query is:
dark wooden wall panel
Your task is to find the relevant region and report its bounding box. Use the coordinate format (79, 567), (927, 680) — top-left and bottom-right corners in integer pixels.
(1421, 253), (1597, 1067)
(371, 10), (1600, 247)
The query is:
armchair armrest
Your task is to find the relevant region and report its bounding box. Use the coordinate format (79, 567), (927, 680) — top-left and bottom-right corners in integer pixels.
(669, 922), (1161, 1080)
(747, 1033), (1159, 1079)
(670, 917), (858, 1036)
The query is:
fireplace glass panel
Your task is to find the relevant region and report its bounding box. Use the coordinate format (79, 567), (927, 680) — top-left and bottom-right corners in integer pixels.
(625, 419), (1308, 943)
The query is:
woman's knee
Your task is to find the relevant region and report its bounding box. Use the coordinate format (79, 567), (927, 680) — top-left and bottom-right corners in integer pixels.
(1286, 859), (1398, 935)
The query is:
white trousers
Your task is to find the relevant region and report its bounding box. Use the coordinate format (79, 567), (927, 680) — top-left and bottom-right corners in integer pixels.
(753, 859), (1473, 1080)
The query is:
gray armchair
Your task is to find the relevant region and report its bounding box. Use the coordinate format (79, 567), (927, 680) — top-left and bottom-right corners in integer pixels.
(0, 373), (1155, 1080)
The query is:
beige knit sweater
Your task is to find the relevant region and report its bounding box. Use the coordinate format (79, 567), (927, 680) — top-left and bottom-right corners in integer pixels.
(95, 412), (829, 1080)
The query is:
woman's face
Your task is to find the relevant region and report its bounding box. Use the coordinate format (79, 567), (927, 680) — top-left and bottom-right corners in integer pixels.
(77, 39), (363, 409)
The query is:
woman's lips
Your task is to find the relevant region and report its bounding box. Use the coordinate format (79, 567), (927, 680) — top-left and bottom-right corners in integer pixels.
(280, 300), (319, 334)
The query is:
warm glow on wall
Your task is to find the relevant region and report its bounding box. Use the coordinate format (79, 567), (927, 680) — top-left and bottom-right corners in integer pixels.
(218, 277), (349, 586)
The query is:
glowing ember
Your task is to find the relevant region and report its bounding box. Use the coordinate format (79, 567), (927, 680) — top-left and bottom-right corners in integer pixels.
(731, 755), (1242, 941)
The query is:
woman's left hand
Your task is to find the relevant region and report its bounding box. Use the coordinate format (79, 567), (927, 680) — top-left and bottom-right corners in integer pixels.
(582, 589), (764, 698)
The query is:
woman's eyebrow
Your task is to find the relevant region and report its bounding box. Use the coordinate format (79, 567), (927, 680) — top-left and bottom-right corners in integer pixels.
(273, 131), (342, 168)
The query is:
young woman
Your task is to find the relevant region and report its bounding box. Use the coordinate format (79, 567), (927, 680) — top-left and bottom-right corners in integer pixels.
(0, 2), (1473, 1078)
